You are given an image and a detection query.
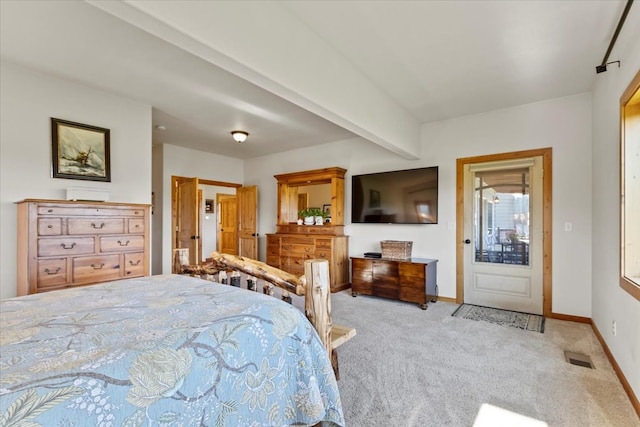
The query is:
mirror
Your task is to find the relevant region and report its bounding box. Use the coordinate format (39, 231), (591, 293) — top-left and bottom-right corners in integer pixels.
(274, 167), (346, 230)
(297, 183), (331, 211)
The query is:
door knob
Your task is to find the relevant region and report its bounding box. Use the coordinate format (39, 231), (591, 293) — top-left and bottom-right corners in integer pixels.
(464, 239), (471, 244)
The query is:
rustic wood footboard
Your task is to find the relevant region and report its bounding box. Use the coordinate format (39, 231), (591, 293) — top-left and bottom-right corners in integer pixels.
(175, 250), (355, 379)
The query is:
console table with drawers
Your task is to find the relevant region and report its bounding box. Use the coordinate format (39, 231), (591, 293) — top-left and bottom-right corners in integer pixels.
(350, 256), (438, 309)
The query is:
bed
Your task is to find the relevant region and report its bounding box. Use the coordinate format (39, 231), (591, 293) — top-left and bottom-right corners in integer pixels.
(0, 273), (345, 426)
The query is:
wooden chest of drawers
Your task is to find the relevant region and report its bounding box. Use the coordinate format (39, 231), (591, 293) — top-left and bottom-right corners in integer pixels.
(266, 233), (349, 292)
(351, 257), (438, 309)
(17, 199), (150, 295)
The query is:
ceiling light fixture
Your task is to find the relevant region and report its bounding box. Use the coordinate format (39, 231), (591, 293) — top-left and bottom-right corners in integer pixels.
(231, 130), (249, 143)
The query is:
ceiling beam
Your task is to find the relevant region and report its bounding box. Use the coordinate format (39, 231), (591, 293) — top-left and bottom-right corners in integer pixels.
(88, 0), (422, 160)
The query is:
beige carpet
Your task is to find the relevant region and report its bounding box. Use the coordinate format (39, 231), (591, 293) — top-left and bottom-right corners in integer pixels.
(329, 291), (639, 427)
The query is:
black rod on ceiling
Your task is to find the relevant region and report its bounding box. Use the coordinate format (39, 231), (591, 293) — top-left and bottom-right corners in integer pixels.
(596, 0), (634, 74)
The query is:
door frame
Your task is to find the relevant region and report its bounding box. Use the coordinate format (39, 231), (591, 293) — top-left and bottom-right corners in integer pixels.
(456, 148), (553, 317)
(172, 176), (242, 264)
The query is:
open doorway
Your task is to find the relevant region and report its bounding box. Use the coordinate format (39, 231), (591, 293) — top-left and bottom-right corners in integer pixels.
(172, 176), (249, 266)
(201, 187), (237, 258)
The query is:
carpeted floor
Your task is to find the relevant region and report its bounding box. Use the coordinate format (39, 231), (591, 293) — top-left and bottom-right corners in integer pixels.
(451, 303), (545, 333)
(329, 291), (639, 427)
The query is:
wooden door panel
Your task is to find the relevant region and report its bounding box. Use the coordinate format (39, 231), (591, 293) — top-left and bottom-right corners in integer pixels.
(237, 186), (258, 259)
(177, 177), (199, 265)
(351, 258), (373, 295)
(398, 263), (425, 283)
(197, 189), (203, 263)
(218, 194), (237, 255)
(372, 260), (399, 299)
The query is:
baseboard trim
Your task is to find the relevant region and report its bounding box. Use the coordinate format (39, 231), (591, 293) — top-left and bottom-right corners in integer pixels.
(436, 296), (456, 304)
(549, 312), (591, 324)
(592, 322), (640, 418)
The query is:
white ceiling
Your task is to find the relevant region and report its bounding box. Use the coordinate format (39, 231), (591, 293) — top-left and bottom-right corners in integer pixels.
(0, 1), (629, 159)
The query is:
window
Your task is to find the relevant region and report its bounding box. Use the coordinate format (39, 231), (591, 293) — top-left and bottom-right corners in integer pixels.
(473, 166), (531, 266)
(620, 69), (640, 301)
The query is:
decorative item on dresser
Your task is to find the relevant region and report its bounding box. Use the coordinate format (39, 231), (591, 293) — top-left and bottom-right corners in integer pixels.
(267, 167), (350, 292)
(351, 256), (438, 309)
(16, 199), (150, 295)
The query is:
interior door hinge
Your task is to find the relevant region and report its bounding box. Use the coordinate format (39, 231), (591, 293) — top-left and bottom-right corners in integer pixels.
(191, 235), (199, 240)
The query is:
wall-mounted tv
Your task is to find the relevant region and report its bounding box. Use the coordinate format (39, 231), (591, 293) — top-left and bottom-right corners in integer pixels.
(351, 166), (438, 224)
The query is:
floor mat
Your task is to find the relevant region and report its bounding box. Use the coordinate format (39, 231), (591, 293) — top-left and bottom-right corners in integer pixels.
(451, 303), (545, 333)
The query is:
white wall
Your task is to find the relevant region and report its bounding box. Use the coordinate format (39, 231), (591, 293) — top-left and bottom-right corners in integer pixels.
(157, 144), (244, 273)
(423, 93), (594, 317)
(245, 93), (593, 317)
(0, 61), (152, 299)
(591, 5), (640, 403)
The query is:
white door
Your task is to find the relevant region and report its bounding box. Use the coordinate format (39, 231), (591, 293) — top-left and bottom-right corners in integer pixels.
(463, 157), (544, 314)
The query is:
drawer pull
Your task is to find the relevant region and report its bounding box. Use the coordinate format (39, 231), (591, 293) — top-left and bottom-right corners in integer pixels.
(47, 225), (53, 229)
(117, 240), (130, 246)
(47, 209), (53, 213)
(61, 242), (76, 250)
(44, 267), (61, 275)
(129, 259), (141, 266)
(91, 222), (106, 229)
(91, 263), (105, 270)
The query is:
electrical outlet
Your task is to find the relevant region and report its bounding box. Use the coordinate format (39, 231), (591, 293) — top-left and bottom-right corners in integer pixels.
(564, 222), (573, 232)
(612, 321), (617, 336)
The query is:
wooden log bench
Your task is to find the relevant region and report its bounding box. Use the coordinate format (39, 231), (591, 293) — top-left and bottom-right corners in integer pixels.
(176, 250), (356, 379)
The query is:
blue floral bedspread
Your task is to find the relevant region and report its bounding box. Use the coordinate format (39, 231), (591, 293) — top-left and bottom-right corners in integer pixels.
(0, 274), (344, 426)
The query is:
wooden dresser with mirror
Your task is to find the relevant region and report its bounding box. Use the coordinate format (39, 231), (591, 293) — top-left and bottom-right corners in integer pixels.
(266, 167), (350, 292)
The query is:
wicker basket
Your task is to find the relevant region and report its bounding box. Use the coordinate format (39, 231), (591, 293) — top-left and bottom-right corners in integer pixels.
(380, 240), (413, 259)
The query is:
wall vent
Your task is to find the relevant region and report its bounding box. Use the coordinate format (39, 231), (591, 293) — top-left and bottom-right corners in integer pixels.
(564, 351), (594, 369)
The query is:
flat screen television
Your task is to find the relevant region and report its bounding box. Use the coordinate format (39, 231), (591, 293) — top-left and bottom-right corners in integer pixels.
(351, 166), (438, 224)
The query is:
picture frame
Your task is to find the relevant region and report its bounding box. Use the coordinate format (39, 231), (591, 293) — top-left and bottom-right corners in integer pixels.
(323, 204), (332, 223)
(51, 118), (111, 182)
